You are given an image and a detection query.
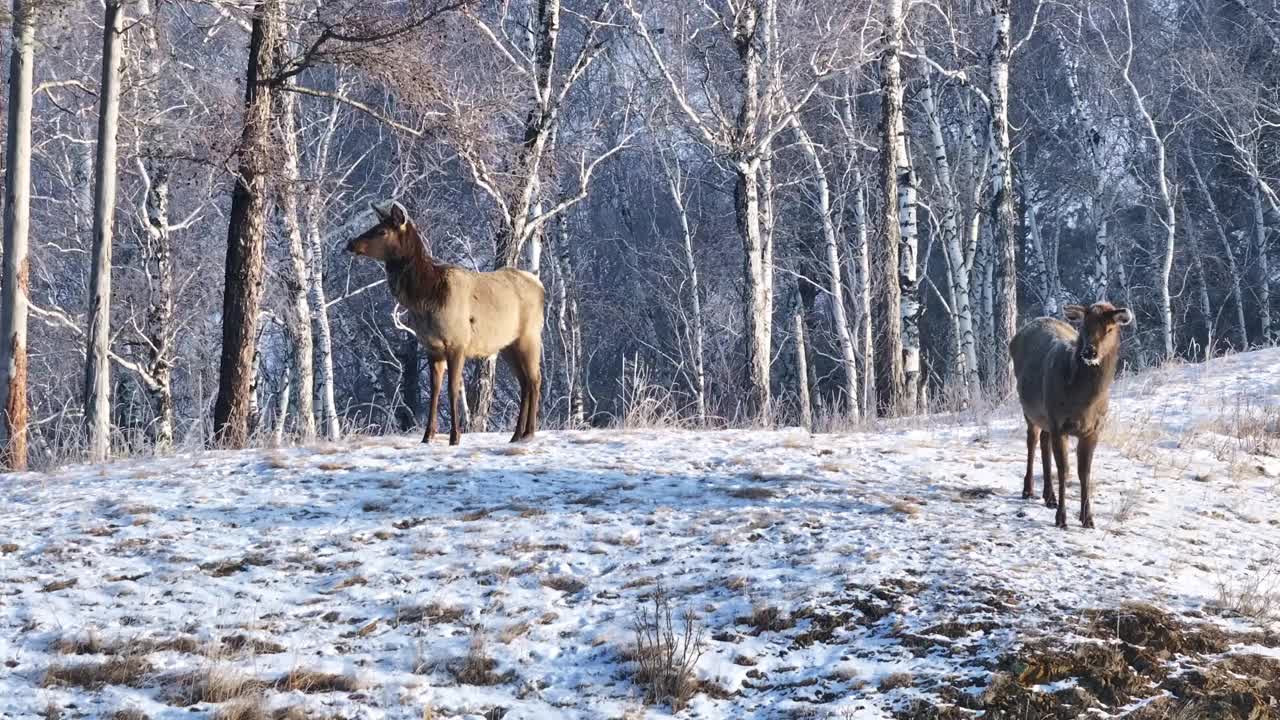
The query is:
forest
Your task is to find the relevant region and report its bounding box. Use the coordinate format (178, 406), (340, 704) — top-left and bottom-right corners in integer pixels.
(0, 0), (1276, 469)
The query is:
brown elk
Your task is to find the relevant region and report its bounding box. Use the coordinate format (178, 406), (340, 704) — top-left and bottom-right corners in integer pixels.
(347, 201), (545, 446)
(1009, 302), (1132, 529)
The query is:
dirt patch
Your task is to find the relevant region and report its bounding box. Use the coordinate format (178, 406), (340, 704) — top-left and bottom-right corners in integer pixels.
(901, 602), (1280, 719)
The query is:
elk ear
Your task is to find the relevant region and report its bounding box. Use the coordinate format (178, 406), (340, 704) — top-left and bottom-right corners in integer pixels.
(1110, 308), (1134, 326)
(389, 201), (409, 228)
(370, 201), (389, 222)
(1063, 305), (1087, 323)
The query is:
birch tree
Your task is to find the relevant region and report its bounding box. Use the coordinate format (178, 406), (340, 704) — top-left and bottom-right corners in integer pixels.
(0, 0), (36, 470)
(83, 0), (125, 462)
(987, 0), (1018, 396)
(874, 0), (908, 415)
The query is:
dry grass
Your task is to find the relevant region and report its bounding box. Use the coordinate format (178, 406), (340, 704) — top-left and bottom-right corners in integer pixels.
(212, 698), (269, 720)
(727, 486), (776, 501)
(109, 711), (149, 720)
(629, 585), (704, 712)
(888, 499), (922, 516)
(1214, 560), (1280, 621)
(166, 665), (266, 705)
(275, 669), (362, 693)
(396, 602), (467, 626)
(499, 621), (532, 644)
(42, 656), (152, 689)
(542, 575), (587, 594)
(878, 671), (914, 691)
(451, 629), (507, 686)
(55, 631), (201, 657)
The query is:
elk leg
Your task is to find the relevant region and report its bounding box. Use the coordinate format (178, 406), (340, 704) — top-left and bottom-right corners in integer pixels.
(423, 358), (445, 443)
(1077, 433), (1098, 529)
(1050, 431), (1070, 529)
(1023, 422), (1037, 500)
(1040, 430), (1057, 508)
(524, 362), (541, 440)
(502, 348), (529, 443)
(447, 354), (464, 446)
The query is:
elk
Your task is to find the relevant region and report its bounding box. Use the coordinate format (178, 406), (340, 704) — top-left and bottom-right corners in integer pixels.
(347, 201), (545, 446)
(1010, 302), (1132, 529)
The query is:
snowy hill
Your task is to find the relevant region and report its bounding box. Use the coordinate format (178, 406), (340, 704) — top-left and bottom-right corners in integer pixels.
(3, 350), (1280, 719)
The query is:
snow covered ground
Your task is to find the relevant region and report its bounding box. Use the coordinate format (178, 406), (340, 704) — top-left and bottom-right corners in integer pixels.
(3, 350), (1280, 719)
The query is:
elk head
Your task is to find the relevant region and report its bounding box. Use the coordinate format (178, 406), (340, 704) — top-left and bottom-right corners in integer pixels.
(1064, 302), (1133, 367)
(347, 200), (414, 261)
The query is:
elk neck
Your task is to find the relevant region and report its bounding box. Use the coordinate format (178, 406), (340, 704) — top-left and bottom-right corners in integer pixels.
(385, 225), (446, 310)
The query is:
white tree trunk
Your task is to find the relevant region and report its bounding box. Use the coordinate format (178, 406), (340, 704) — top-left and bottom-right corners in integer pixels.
(304, 99), (341, 441)
(851, 169), (875, 417)
(139, 162), (175, 446)
(1183, 203), (1215, 358)
(1, 0), (36, 470)
(83, 0), (125, 462)
(874, 0), (907, 416)
(666, 171), (707, 425)
(920, 74), (980, 401)
(1188, 150), (1248, 348)
(792, 298), (812, 430)
(789, 115), (858, 416)
(987, 0), (1018, 397)
(278, 85), (316, 441)
(1253, 181), (1272, 345)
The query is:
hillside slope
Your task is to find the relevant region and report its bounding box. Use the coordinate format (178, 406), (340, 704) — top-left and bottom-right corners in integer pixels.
(3, 351), (1280, 719)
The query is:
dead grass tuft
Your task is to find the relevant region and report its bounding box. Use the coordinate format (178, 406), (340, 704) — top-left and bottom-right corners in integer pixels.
(629, 585), (704, 712)
(728, 486), (776, 501)
(275, 669), (362, 693)
(212, 698), (269, 720)
(166, 665), (267, 705)
(451, 629), (509, 686)
(542, 575), (587, 594)
(741, 602), (795, 634)
(109, 710), (149, 720)
(396, 602), (467, 626)
(43, 656), (153, 689)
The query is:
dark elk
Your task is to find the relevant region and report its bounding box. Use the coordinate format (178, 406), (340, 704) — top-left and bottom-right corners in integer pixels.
(1010, 303), (1133, 529)
(347, 201), (545, 445)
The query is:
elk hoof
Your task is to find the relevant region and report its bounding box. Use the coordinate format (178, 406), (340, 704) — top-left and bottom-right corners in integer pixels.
(1055, 512), (1068, 529)
(1044, 495), (1058, 509)
(1080, 513), (1095, 529)
(1021, 490), (1035, 500)
(449, 435), (460, 447)
(422, 433), (433, 444)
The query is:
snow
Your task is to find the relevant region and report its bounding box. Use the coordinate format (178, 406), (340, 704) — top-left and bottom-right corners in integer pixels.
(3, 349), (1280, 719)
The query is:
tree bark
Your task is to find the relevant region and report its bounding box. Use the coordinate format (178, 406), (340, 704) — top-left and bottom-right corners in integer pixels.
(213, 0), (283, 447)
(83, 0), (125, 462)
(1182, 199), (1215, 358)
(666, 168), (707, 425)
(792, 297), (812, 430)
(304, 96), (342, 441)
(874, 0), (907, 416)
(1253, 181), (1273, 345)
(277, 84), (316, 441)
(0, 0), (36, 470)
(988, 0), (1018, 397)
(920, 75), (980, 401)
(1187, 150), (1248, 349)
(140, 162), (175, 446)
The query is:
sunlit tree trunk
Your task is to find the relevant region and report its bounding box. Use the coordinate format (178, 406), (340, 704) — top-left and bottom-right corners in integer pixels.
(874, 0), (907, 416)
(0, 0), (36, 470)
(277, 84), (316, 441)
(84, 0), (125, 462)
(987, 0), (1018, 396)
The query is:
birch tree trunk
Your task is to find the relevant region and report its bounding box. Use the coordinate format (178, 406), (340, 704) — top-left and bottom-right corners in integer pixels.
(792, 297), (812, 430)
(304, 98), (342, 441)
(920, 74), (980, 402)
(0, 0), (36, 470)
(788, 115), (858, 416)
(1183, 201), (1214, 358)
(1188, 150), (1248, 348)
(277, 84), (316, 441)
(213, 0), (283, 447)
(83, 0), (125, 462)
(852, 172), (875, 417)
(874, 0), (907, 416)
(1253, 182), (1273, 345)
(666, 169), (707, 425)
(140, 162), (175, 446)
(987, 0), (1018, 397)
(1117, 0), (1174, 361)
(1055, 27), (1109, 302)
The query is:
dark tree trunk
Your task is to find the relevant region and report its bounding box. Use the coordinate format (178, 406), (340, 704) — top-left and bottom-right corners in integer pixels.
(212, 0), (282, 447)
